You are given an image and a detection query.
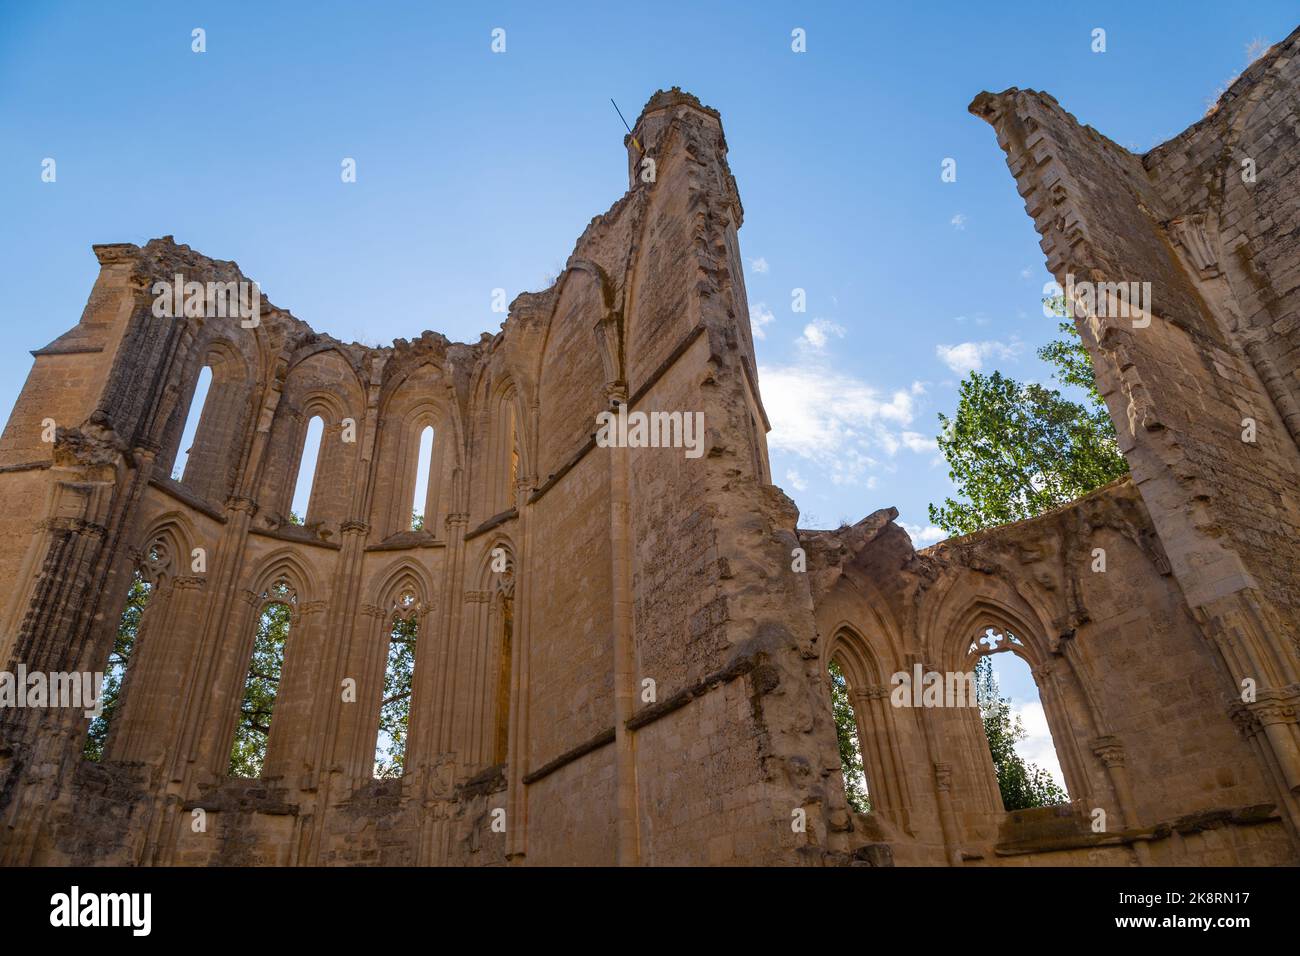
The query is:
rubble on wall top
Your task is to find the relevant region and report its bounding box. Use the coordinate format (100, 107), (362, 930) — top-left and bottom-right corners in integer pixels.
(90, 235), (493, 361)
(636, 86), (720, 124)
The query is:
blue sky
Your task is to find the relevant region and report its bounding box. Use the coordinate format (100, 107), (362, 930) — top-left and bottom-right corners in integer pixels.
(3, 2), (1295, 780)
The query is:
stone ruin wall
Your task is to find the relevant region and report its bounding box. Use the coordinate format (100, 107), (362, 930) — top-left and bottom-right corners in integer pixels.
(965, 24), (1300, 861)
(2, 31), (1300, 867)
(807, 478), (1293, 866)
(0, 90), (851, 867)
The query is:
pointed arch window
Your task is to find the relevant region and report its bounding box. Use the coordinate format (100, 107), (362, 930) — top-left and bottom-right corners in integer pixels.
(410, 425), (435, 531)
(289, 415), (325, 525)
(967, 627), (1070, 810)
(492, 390), (521, 514)
(505, 403), (519, 504)
(375, 589), (420, 777)
(170, 346), (250, 504)
(83, 538), (175, 760)
(822, 627), (914, 820)
(83, 569), (156, 761)
(228, 580), (296, 777)
(173, 365), (212, 481)
(828, 658), (870, 813)
(492, 557), (515, 765)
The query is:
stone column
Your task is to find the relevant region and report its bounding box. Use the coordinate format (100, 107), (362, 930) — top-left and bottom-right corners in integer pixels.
(933, 762), (963, 866)
(607, 392), (640, 867)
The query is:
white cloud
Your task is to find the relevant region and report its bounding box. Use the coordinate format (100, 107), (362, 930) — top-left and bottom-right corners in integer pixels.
(900, 431), (937, 454)
(749, 302), (775, 340)
(785, 469), (807, 492)
(900, 521), (946, 546)
(760, 360), (927, 487)
(935, 338), (1022, 375)
(950, 213), (967, 230)
(798, 318), (846, 351)
(1020, 267), (1032, 279)
(750, 256), (769, 274)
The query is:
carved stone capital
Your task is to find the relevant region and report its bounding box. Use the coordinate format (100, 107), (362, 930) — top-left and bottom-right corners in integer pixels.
(1247, 686), (1300, 727)
(1092, 735), (1126, 768)
(603, 381), (629, 405)
(340, 519), (370, 536)
(225, 496), (258, 516)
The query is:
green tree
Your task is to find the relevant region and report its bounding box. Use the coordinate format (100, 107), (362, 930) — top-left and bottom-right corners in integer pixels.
(410, 510), (424, 532)
(827, 660), (870, 814)
(83, 571), (152, 761)
(929, 302), (1127, 536)
(374, 614), (418, 778)
(975, 656), (1068, 811)
(228, 590), (293, 777)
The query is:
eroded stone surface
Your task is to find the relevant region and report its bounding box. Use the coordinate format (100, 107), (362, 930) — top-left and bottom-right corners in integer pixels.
(0, 61), (1297, 867)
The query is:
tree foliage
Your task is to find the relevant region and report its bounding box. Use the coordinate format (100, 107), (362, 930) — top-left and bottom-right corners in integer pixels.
(929, 303), (1128, 536)
(828, 660), (870, 814)
(975, 656), (1068, 811)
(228, 593), (292, 777)
(84, 571), (151, 761)
(374, 614), (418, 778)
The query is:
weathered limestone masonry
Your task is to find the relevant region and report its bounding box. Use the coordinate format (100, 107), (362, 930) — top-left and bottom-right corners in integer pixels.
(960, 25), (1300, 862)
(1, 48), (1298, 867)
(806, 478), (1294, 865)
(0, 89), (850, 867)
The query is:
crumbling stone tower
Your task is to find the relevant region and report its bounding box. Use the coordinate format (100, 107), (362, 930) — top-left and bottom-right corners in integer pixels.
(0, 89), (848, 866)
